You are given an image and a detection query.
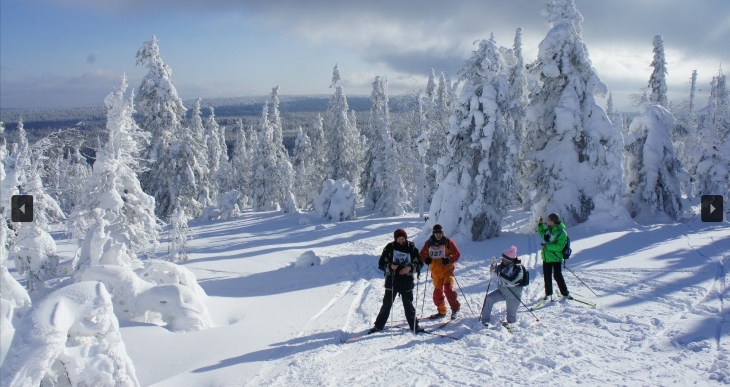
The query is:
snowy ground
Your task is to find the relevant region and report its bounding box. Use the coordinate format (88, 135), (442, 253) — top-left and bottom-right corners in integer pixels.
(7, 207), (730, 386)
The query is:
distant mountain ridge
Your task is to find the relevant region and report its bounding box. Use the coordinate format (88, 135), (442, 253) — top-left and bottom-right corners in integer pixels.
(0, 94), (417, 132)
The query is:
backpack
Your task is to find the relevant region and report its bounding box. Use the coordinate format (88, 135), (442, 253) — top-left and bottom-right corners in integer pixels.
(557, 229), (572, 260)
(517, 266), (529, 287)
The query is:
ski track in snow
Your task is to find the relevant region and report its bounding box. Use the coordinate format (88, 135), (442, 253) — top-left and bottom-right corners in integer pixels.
(236, 217), (730, 386)
(61, 210), (725, 386)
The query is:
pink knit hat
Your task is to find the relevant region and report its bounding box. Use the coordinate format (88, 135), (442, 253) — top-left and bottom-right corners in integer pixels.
(502, 245), (518, 260)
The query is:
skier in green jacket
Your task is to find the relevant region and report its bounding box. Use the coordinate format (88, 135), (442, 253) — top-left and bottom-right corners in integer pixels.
(536, 213), (571, 301)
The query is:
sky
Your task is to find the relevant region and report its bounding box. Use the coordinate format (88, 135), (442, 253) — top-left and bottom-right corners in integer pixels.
(1, 0), (729, 111)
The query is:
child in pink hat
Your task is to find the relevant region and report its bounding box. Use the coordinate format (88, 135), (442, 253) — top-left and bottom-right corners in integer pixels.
(479, 245), (525, 327)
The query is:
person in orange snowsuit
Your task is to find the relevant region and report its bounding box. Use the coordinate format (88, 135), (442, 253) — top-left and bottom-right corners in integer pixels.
(420, 224), (461, 320)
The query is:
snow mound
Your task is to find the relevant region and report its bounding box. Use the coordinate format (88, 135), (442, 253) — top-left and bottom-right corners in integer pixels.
(79, 265), (213, 332)
(136, 259), (207, 297)
(294, 250), (327, 268)
(0, 281), (139, 387)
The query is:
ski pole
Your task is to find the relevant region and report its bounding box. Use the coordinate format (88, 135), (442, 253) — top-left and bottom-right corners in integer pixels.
(506, 286), (540, 322)
(479, 273), (494, 324)
(388, 266), (395, 337)
(563, 263), (597, 296)
(420, 264), (429, 316)
(453, 275), (476, 317)
(413, 271), (420, 334)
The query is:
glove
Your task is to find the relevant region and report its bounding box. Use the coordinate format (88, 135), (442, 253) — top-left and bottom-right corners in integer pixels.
(442, 257), (450, 265)
(424, 257), (432, 265)
(544, 234), (551, 242)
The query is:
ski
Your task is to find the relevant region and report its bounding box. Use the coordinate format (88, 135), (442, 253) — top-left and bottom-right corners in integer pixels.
(569, 297), (596, 307)
(421, 330), (460, 340)
(341, 329), (396, 344)
(531, 298), (553, 310)
(500, 320), (514, 334)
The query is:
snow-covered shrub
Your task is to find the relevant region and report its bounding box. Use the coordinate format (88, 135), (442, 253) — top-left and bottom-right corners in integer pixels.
(167, 206), (192, 262)
(217, 189), (242, 219)
(315, 179), (356, 221)
(294, 250), (327, 268)
(136, 259), (207, 297)
(0, 266), (32, 363)
(0, 265), (31, 316)
(0, 281), (139, 387)
(79, 265), (212, 332)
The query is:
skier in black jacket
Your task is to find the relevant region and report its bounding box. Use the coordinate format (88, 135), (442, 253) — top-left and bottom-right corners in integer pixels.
(370, 228), (425, 334)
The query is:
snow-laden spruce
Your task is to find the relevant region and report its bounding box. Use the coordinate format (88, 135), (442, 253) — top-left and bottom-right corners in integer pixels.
(648, 35), (669, 108)
(135, 36), (207, 220)
(204, 106), (231, 198)
(187, 99), (212, 206)
(428, 72), (456, 190)
(69, 76), (160, 272)
(314, 179), (356, 221)
(230, 118), (252, 208)
(5, 121), (65, 292)
(269, 87), (299, 214)
(361, 76), (407, 216)
(56, 147), (92, 214)
(0, 281), (140, 387)
(624, 104), (686, 220)
(292, 126), (317, 210)
(520, 0), (625, 226)
(428, 37), (517, 240)
(692, 71), (730, 199)
(251, 103), (282, 211)
(325, 64), (362, 191)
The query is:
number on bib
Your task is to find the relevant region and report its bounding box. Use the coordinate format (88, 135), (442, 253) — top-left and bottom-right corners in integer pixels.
(429, 246), (446, 259)
(393, 250), (409, 265)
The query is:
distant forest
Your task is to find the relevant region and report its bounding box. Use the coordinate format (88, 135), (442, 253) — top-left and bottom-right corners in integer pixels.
(0, 94), (419, 156)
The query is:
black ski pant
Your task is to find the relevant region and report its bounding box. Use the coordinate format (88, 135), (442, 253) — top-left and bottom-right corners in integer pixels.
(374, 275), (419, 330)
(543, 261), (569, 297)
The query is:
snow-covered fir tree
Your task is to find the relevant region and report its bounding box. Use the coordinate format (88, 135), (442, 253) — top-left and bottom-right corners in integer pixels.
(426, 69), (437, 101)
(269, 87), (298, 213)
(135, 36), (205, 220)
(428, 37), (515, 240)
(361, 76), (407, 216)
(509, 27), (530, 206)
(188, 99), (212, 206)
(70, 76), (160, 272)
(292, 126), (317, 210)
(624, 104), (686, 220)
(6, 121), (65, 291)
(204, 106), (230, 200)
(168, 206), (192, 262)
(230, 119), (252, 207)
(521, 0), (625, 226)
(669, 71), (701, 194)
(309, 113), (327, 192)
(418, 71), (454, 203)
(134, 35), (186, 180)
(692, 70), (730, 199)
(648, 35), (669, 108)
(325, 64), (362, 192)
(251, 104), (281, 211)
(56, 147), (92, 214)
(415, 91), (431, 217)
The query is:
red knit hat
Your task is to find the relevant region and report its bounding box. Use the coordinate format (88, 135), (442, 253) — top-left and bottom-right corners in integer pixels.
(394, 229), (407, 239)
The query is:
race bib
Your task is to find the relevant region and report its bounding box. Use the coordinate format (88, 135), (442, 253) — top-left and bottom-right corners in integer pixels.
(428, 245), (446, 259)
(393, 250), (410, 265)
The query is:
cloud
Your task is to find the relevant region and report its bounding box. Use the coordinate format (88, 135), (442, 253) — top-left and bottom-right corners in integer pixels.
(0, 70), (131, 109)
(27, 0), (730, 111)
